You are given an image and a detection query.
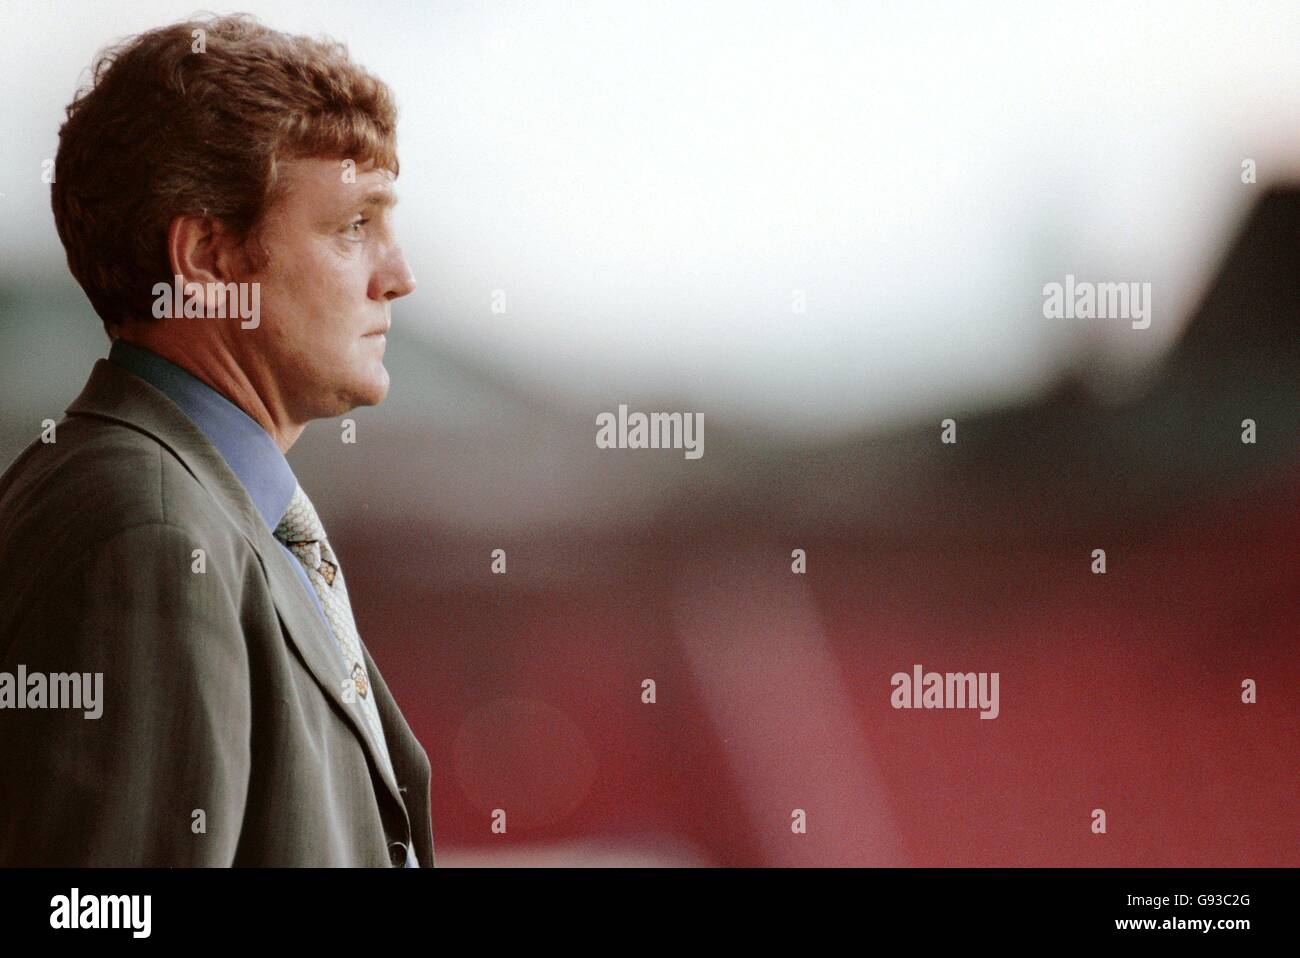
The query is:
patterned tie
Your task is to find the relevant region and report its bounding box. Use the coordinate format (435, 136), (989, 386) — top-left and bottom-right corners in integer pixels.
(274, 484), (396, 783)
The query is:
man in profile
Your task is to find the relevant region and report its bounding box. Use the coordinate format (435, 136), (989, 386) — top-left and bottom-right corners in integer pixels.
(0, 14), (434, 867)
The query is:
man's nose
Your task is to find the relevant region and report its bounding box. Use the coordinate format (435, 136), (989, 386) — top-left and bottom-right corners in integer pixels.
(371, 244), (416, 301)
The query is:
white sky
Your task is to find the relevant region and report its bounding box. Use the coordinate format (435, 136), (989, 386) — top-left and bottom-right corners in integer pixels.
(1, 0), (1297, 435)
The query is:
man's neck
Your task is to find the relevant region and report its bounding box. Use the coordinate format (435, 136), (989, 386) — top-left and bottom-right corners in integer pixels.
(113, 331), (305, 452)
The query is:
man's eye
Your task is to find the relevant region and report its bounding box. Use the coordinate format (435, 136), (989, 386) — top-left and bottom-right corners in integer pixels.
(345, 217), (369, 239)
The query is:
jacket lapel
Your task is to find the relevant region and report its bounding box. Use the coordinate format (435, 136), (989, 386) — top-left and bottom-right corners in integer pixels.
(252, 520), (410, 818)
(66, 359), (412, 828)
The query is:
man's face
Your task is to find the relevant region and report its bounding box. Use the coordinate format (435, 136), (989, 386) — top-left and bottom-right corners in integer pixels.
(232, 157), (415, 421)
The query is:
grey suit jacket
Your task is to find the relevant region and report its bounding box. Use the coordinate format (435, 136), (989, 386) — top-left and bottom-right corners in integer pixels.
(0, 358), (436, 867)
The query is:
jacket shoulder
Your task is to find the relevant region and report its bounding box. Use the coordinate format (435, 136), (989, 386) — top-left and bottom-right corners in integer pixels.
(0, 412), (250, 579)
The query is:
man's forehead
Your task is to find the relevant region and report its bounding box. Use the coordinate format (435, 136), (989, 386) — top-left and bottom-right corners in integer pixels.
(276, 156), (398, 204)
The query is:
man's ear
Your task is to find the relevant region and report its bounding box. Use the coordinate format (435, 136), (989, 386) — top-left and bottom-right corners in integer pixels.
(166, 213), (245, 287)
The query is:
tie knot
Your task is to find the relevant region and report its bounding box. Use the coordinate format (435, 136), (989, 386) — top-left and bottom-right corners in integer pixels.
(274, 484), (327, 546)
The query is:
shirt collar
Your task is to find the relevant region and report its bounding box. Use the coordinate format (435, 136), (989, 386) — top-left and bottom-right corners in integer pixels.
(108, 339), (297, 532)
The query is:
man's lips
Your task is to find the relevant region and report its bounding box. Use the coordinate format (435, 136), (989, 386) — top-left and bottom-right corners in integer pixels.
(363, 321), (391, 337)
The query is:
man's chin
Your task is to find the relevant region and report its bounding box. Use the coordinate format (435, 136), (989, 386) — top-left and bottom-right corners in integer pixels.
(353, 373), (390, 408)
(329, 368), (390, 414)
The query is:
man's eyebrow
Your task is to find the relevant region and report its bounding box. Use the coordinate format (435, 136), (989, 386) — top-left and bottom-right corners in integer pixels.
(357, 188), (398, 210)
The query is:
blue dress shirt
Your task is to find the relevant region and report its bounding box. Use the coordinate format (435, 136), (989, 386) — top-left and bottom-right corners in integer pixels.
(107, 339), (418, 868)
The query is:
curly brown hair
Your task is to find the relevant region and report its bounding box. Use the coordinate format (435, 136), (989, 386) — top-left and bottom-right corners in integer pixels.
(52, 13), (400, 332)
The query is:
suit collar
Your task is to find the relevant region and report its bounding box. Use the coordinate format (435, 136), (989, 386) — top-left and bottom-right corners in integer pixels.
(67, 358), (268, 544)
(65, 359), (413, 835)
(106, 339), (296, 532)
